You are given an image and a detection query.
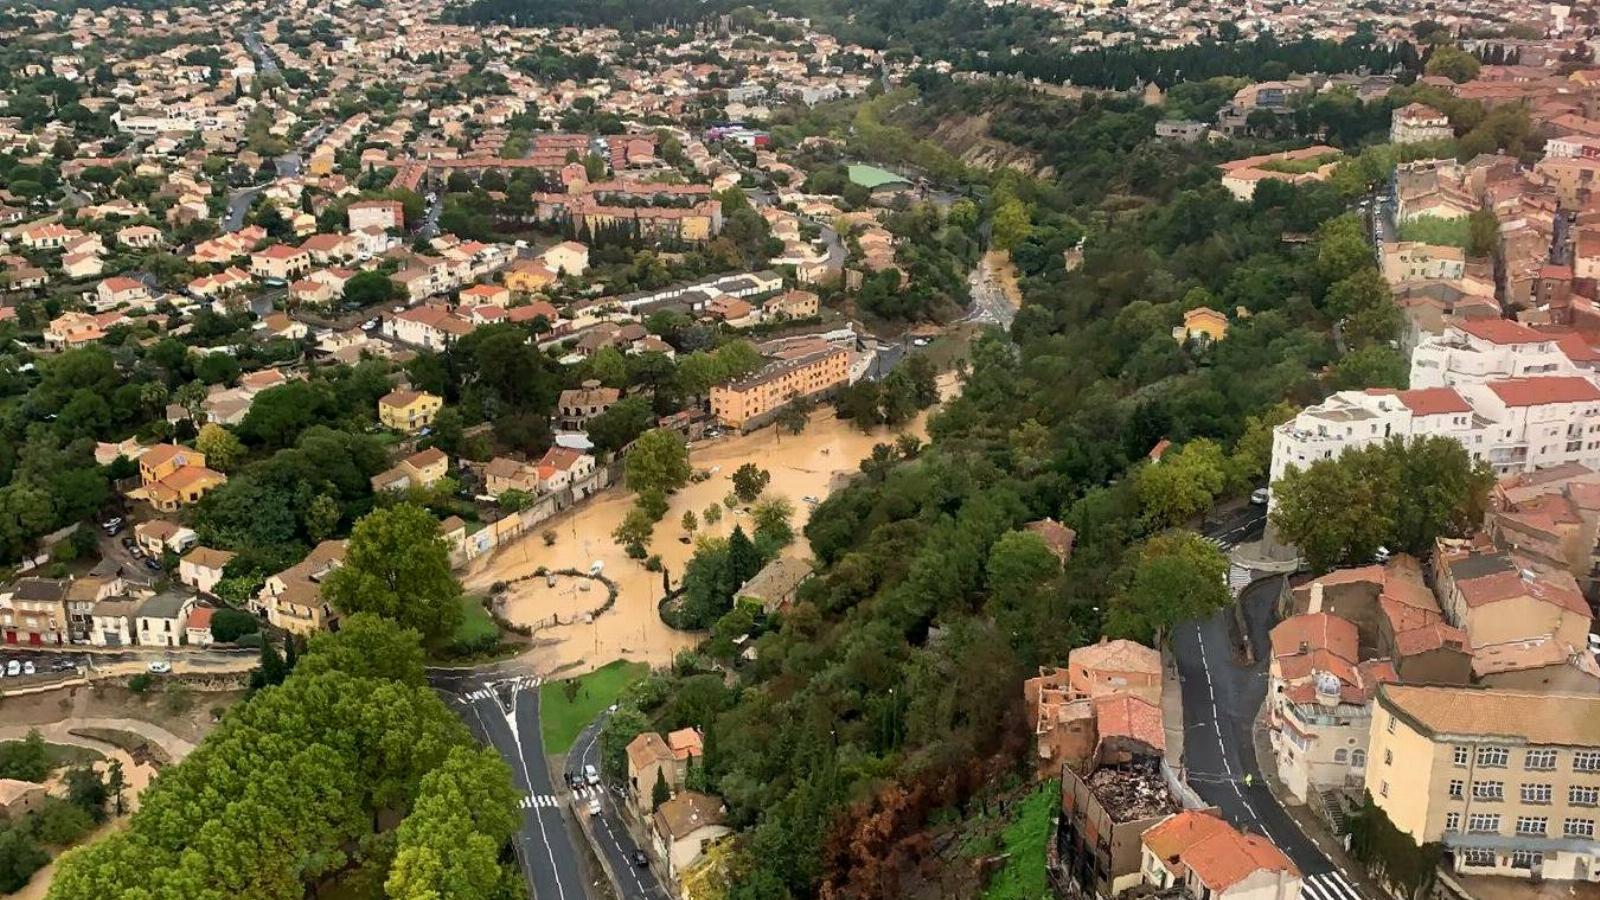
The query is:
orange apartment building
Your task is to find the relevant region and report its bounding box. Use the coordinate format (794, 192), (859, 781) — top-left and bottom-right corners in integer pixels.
(132, 444), (227, 512)
(710, 343), (849, 430)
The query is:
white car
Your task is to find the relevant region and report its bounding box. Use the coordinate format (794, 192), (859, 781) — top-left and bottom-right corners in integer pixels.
(22, 661), (34, 676)
(584, 764), (600, 787)
(147, 660), (172, 674)
(587, 798), (602, 816)
(1250, 488), (1269, 506)
(5, 660), (18, 676)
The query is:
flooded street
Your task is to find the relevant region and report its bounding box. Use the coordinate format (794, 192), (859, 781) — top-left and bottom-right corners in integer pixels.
(464, 375), (958, 675)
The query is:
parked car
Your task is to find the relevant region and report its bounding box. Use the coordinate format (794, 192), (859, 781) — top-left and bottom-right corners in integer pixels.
(584, 764), (600, 787)
(631, 850), (649, 867)
(5, 660), (19, 676)
(144, 558), (161, 571)
(120, 536), (135, 548)
(102, 517), (123, 535)
(1250, 487), (1269, 506)
(146, 660), (172, 674)
(22, 661), (34, 676)
(586, 798), (602, 816)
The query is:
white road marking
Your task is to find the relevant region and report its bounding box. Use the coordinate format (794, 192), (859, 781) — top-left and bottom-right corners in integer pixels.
(508, 691), (568, 900)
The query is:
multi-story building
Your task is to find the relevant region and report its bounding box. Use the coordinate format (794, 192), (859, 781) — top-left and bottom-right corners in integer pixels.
(1368, 683), (1600, 883)
(1270, 377), (1600, 487)
(710, 343), (849, 430)
(1410, 320), (1583, 390)
(255, 540), (346, 635)
(1051, 748), (1203, 900)
(132, 443), (227, 512)
(1380, 242), (1466, 284)
(377, 390), (443, 433)
(1390, 103), (1454, 145)
(1266, 612), (1396, 803)
(558, 380), (621, 430)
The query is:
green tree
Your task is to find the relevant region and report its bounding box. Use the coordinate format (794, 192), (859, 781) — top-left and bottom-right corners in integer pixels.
(624, 429), (691, 495)
(385, 746), (520, 900)
(751, 496), (794, 551)
(209, 607), (259, 643)
(1134, 439), (1226, 529)
(0, 730), (50, 781)
(298, 613), (428, 686)
(613, 506), (655, 556)
(651, 767), (671, 811)
(321, 504), (463, 645)
(1107, 530), (1230, 643)
(731, 463), (770, 502)
(344, 270), (398, 307)
(1425, 44), (1481, 83)
(196, 427), (245, 475)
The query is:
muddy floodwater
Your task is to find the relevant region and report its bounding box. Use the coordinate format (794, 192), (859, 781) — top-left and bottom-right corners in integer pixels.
(463, 375), (957, 675)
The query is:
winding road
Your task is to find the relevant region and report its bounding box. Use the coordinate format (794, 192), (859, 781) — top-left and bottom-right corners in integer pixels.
(1175, 513), (1367, 900)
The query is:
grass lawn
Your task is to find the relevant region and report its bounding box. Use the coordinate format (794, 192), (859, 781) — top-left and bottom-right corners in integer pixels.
(0, 739), (103, 772)
(982, 781), (1059, 900)
(453, 596), (499, 647)
(539, 659), (649, 754)
(1397, 214), (1471, 249)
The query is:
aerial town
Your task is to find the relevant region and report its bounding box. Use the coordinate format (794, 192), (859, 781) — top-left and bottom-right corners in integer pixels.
(0, 0), (1599, 897)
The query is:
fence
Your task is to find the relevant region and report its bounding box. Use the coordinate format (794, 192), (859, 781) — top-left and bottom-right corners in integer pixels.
(449, 460), (621, 567)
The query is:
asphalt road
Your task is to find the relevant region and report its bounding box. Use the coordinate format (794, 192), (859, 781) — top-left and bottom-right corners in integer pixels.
(961, 254), (1017, 329)
(570, 713), (668, 900)
(434, 671), (593, 900)
(1174, 514), (1367, 900)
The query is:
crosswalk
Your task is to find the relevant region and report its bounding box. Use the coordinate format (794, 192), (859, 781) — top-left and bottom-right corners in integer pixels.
(1301, 871), (1363, 900)
(1228, 562), (1253, 597)
(464, 675), (542, 702)
(519, 785), (603, 810)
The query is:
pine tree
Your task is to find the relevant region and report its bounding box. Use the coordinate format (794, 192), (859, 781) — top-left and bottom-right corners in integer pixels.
(651, 766), (671, 811)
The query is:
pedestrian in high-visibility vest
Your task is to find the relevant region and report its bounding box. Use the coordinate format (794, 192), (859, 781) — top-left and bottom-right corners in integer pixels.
(1244, 773), (1253, 788)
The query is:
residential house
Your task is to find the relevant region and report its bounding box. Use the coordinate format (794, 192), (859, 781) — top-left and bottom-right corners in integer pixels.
(135, 592), (196, 648)
(543, 240), (590, 277)
(256, 539), (347, 635)
(484, 456), (541, 496)
(535, 447), (596, 495)
(558, 380), (620, 429)
(762, 289), (819, 320)
(185, 607), (215, 647)
(627, 730), (705, 812)
(134, 519), (198, 557)
(88, 597), (139, 647)
(1139, 810), (1301, 900)
(94, 276), (151, 310)
(651, 792), (730, 881)
(370, 447), (450, 493)
(1173, 306), (1229, 344)
(348, 200), (404, 231)
(735, 557), (813, 613)
(1432, 538), (1593, 655)
(178, 546), (236, 596)
(0, 577), (68, 645)
(1024, 518), (1077, 564)
(249, 244), (312, 282)
(1391, 103), (1454, 145)
(1368, 683), (1600, 882)
(377, 390), (443, 433)
(0, 781), (48, 821)
(133, 443), (226, 512)
(385, 305), (474, 349)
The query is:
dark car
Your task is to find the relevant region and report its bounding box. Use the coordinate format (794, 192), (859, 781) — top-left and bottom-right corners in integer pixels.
(143, 558), (161, 571)
(631, 850), (649, 868)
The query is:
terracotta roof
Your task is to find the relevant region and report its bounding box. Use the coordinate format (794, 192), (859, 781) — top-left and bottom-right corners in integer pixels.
(1380, 683), (1600, 746)
(1270, 613), (1358, 663)
(1069, 638), (1160, 676)
(1456, 318), (1547, 345)
(1365, 387), (1472, 416)
(1093, 693), (1164, 751)
(1143, 810), (1298, 891)
(626, 731), (674, 772)
(1484, 376), (1600, 407)
(652, 791), (726, 841)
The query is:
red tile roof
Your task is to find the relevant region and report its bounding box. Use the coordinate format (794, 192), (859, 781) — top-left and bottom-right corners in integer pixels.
(1457, 318), (1546, 345)
(1485, 376), (1600, 407)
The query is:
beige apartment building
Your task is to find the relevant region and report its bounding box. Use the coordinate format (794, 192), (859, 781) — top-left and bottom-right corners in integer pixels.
(710, 344), (849, 430)
(1368, 683), (1600, 883)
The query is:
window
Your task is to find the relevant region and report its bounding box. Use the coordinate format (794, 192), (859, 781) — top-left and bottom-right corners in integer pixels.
(1453, 746), (1469, 766)
(1521, 783), (1552, 804)
(1445, 812), (1461, 832)
(1461, 849), (1495, 868)
(1384, 749), (1393, 766)
(1477, 747), (1509, 768)
(1471, 781), (1504, 801)
(1525, 749), (1557, 770)
(1449, 779), (1464, 799)
(1573, 786), (1600, 806)
(1333, 749), (1348, 763)
(1386, 717), (1396, 734)
(1576, 751), (1600, 772)
(1380, 781), (1389, 798)
(1467, 813), (1500, 833)
(1515, 816), (1548, 836)
(1510, 851), (1543, 871)
(1566, 819), (1596, 838)
(1352, 749), (1366, 767)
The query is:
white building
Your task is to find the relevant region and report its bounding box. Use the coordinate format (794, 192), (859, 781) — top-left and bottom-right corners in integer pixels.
(1270, 377), (1600, 486)
(1390, 103), (1453, 145)
(1379, 242), (1466, 284)
(1410, 320), (1581, 389)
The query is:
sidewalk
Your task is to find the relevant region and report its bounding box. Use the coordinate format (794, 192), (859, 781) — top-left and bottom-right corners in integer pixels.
(1159, 645), (1185, 773)
(1231, 538), (1301, 574)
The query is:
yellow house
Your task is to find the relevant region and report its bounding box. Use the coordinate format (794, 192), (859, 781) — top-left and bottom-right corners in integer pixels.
(307, 149), (336, 177)
(133, 443), (227, 512)
(505, 260), (557, 294)
(377, 390), (443, 433)
(1173, 306), (1229, 344)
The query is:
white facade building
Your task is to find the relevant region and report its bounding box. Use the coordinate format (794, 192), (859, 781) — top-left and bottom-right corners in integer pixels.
(1410, 320), (1579, 389)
